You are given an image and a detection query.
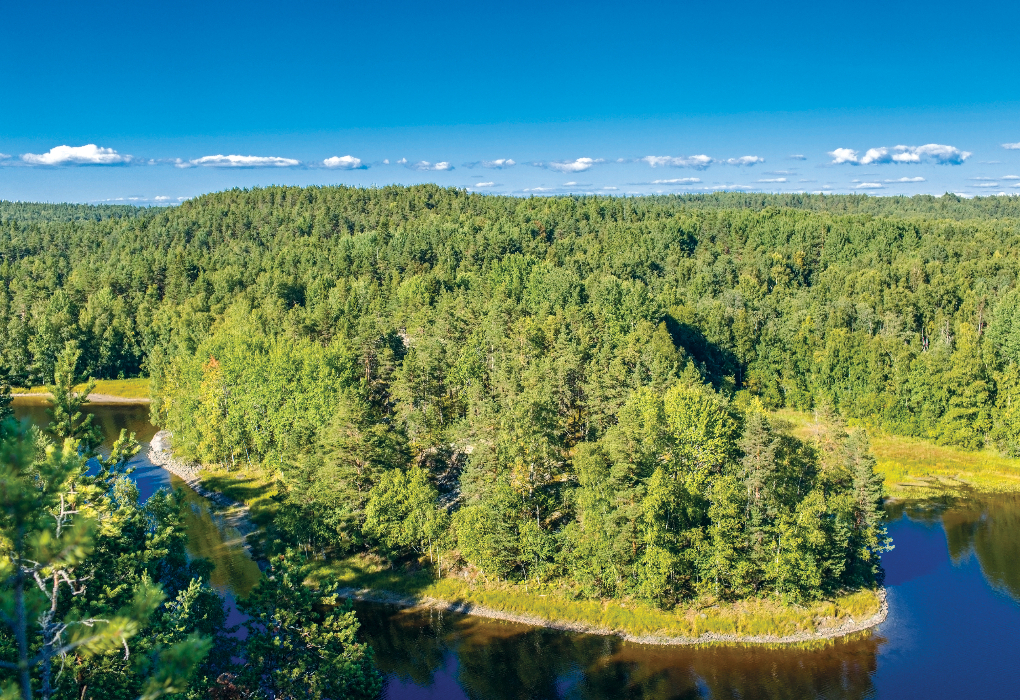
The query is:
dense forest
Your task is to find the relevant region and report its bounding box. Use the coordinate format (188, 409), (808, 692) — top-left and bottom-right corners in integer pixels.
(4, 187), (1020, 610)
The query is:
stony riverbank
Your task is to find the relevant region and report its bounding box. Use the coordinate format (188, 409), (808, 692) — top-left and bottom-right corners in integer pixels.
(148, 430), (262, 559)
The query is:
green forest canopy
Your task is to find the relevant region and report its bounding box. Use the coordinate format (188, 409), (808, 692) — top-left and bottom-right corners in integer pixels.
(3, 186), (1020, 604)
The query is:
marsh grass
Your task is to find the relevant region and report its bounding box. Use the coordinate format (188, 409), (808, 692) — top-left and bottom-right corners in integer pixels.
(775, 409), (1020, 498)
(310, 553), (882, 642)
(13, 377), (151, 399)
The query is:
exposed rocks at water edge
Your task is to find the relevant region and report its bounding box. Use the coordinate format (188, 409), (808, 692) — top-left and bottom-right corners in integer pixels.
(148, 430), (264, 565)
(334, 588), (889, 647)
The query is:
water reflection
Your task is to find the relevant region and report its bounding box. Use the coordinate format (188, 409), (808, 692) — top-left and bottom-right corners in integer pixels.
(358, 492), (1020, 699)
(172, 474), (262, 597)
(357, 603), (882, 700)
(887, 494), (1020, 602)
(11, 396), (259, 600)
(11, 395), (157, 448)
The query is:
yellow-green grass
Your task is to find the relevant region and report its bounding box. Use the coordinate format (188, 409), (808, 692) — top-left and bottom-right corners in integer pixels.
(775, 409), (1020, 498)
(13, 377), (151, 399)
(311, 553), (881, 643)
(197, 463), (281, 532)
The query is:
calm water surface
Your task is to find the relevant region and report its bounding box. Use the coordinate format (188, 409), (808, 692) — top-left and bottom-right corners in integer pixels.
(14, 399), (1020, 699)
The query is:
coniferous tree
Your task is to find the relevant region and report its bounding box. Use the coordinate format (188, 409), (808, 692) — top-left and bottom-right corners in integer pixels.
(236, 554), (382, 700)
(45, 343), (102, 454)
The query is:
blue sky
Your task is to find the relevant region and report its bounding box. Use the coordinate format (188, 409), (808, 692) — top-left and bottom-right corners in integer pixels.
(2, 0), (1019, 203)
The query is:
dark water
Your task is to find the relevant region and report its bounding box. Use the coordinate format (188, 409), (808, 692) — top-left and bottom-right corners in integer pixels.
(15, 399), (1020, 698)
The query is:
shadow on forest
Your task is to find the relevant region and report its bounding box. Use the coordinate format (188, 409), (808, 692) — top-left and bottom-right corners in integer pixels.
(664, 315), (741, 389)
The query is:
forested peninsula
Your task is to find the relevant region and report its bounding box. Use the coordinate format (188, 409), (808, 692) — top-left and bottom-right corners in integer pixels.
(3, 188), (1020, 645)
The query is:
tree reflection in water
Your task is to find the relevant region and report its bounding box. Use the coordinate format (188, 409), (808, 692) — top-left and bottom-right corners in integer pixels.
(935, 493), (1020, 602)
(355, 602), (882, 700)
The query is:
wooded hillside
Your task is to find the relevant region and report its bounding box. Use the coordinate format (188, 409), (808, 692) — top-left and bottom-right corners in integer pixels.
(4, 187), (1018, 603)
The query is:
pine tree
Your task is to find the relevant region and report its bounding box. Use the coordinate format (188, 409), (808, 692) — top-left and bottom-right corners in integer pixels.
(737, 405), (781, 592)
(44, 342), (102, 454)
(844, 428), (890, 585)
(236, 554), (382, 700)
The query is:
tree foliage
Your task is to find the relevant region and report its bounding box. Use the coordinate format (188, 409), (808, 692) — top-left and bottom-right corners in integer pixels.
(14, 187), (1014, 604)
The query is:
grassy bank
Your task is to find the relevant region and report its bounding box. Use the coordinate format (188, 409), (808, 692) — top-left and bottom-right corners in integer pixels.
(311, 554), (882, 644)
(13, 377), (150, 400)
(777, 409), (1020, 498)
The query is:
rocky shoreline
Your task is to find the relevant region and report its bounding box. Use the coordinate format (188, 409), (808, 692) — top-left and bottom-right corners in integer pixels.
(147, 430), (261, 558)
(336, 587), (889, 647)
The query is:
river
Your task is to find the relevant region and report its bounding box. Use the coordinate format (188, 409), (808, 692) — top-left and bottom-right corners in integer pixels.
(13, 399), (1020, 699)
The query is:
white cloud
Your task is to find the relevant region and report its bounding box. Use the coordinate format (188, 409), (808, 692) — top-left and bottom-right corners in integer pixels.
(154, 196), (171, 201)
(408, 160), (453, 171)
(603, 186), (618, 190)
(725, 155), (764, 166)
(861, 148), (892, 164)
(323, 155), (365, 169)
(970, 176), (996, 181)
(788, 154), (807, 160)
(22, 144), (132, 165)
(830, 144), (970, 165)
(899, 144), (970, 164)
(189, 154), (300, 167)
(642, 154), (713, 170)
(548, 157), (603, 173)
(563, 181), (578, 186)
(885, 176), (926, 183)
(651, 177), (701, 184)
(854, 182), (884, 189)
(1002, 142), (1020, 150)
(524, 187), (555, 192)
(463, 158), (516, 169)
(1002, 175), (1020, 180)
(706, 184), (753, 190)
(396, 158), (407, 164)
(973, 182), (999, 188)
(828, 148), (859, 164)
(474, 181), (496, 188)
(758, 177), (786, 183)
(0, 153), (9, 160)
